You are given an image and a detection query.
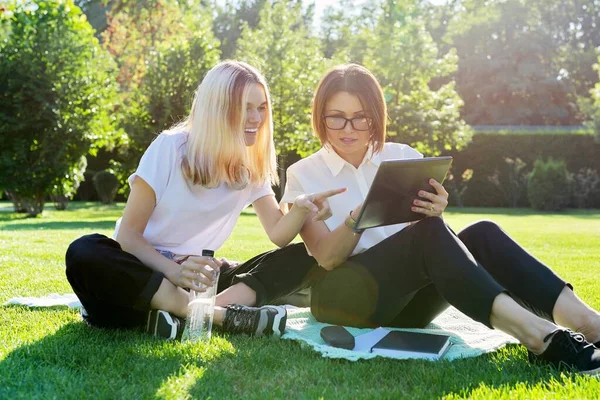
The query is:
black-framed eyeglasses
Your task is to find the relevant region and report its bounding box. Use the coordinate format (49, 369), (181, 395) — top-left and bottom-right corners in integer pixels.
(323, 115), (373, 131)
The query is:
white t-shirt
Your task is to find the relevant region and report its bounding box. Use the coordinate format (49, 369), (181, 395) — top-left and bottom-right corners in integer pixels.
(113, 132), (274, 257)
(281, 143), (422, 256)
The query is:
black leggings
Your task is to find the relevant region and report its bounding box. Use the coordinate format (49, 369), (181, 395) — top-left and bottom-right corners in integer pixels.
(311, 218), (570, 329)
(65, 234), (323, 329)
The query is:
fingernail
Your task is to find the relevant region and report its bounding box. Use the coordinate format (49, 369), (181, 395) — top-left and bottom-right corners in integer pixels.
(419, 191), (425, 196)
(429, 179), (434, 184)
(412, 207), (417, 211)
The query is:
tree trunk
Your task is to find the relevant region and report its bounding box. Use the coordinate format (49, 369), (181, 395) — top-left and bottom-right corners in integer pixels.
(8, 190), (46, 217)
(51, 194), (69, 210)
(6, 191), (27, 213)
(21, 192), (45, 217)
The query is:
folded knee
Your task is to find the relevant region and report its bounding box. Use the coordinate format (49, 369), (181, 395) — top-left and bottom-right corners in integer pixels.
(413, 216), (445, 230)
(65, 234), (106, 270)
(458, 220), (501, 242)
(409, 216), (446, 238)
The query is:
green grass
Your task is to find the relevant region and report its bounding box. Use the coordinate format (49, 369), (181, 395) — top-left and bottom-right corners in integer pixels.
(1, 201), (599, 399)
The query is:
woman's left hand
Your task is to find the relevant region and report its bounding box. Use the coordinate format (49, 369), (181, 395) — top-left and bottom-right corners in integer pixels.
(412, 179), (449, 217)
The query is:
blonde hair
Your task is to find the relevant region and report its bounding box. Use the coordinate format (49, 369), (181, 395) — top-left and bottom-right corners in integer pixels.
(312, 64), (386, 153)
(167, 60), (277, 188)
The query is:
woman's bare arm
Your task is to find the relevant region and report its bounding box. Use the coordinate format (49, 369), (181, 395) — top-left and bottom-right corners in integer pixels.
(116, 177), (219, 290)
(296, 202), (364, 270)
(252, 188), (346, 248)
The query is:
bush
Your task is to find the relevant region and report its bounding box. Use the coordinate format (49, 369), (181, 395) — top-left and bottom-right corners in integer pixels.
(75, 170), (98, 201)
(0, 0), (120, 217)
(93, 170), (120, 204)
(443, 167), (473, 207)
(572, 168), (600, 209)
(527, 158), (571, 211)
(487, 157), (528, 208)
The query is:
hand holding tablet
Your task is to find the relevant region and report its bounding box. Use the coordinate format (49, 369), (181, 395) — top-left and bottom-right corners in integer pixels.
(352, 156), (453, 232)
(411, 178), (449, 218)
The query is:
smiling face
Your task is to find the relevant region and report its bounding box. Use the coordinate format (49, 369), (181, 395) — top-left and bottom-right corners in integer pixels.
(324, 91), (372, 167)
(243, 83), (268, 146)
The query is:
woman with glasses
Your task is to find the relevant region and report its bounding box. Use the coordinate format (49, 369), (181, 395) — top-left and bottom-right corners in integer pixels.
(281, 63), (600, 373)
(65, 61), (341, 340)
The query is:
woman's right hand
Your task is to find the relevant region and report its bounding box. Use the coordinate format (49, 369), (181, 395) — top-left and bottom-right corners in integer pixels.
(172, 255), (223, 292)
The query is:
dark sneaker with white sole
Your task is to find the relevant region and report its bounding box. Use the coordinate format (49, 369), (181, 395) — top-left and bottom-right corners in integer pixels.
(146, 310), (185, 341)
(222, 304), (287, 337)
(528, 329), (600, 375)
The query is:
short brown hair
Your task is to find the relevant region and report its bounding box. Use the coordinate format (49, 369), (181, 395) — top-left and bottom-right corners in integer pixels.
(311, 64), (386, 153)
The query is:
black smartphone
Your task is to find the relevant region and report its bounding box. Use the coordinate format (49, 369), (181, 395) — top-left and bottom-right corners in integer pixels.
(320, 325), (355, 350)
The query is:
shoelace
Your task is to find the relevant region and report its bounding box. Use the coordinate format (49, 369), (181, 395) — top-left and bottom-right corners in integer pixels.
(545, 330), (590, 362)
(224, 305), (256, 334)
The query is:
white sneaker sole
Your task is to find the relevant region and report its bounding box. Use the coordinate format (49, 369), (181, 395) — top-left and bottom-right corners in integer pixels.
(271, 306), (286, 337)
(580, 366), (600, 376)
(147, 310), (177, 340)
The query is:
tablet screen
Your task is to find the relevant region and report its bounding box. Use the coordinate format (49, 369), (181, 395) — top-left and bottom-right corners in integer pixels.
(354, 156), (453, 231)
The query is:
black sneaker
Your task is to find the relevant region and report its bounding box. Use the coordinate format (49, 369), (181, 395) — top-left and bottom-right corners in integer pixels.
(222, 304), (287, 337)
(146, 310), (185, 341)
(528, 329), (600, 375)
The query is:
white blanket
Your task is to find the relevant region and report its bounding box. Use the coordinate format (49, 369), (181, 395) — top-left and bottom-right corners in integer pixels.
(282, 306), (519, 361)
(5, 293), (82, 308)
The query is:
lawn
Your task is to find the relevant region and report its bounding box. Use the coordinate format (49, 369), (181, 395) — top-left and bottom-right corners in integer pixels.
(0, 202), (599, 399)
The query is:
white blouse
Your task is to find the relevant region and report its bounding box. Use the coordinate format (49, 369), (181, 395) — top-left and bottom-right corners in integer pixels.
(281, 143), (422, 256)
(114, 131), (274, 257)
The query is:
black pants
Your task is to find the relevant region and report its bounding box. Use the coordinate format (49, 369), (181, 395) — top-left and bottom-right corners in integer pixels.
(311, 218), (570, 329)
(65, 234), (323, 329)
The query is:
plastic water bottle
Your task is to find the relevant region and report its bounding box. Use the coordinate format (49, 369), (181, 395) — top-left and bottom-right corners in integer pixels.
(183, 249), (220, 343)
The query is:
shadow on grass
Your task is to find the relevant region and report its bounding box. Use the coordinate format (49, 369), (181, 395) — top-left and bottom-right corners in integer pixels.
(0, 316), (237, 399)
(0, 220), (117, 231)
(0, 202), (123, 213)
(190, 338), (581, 399)
(0, 310), (587, 399)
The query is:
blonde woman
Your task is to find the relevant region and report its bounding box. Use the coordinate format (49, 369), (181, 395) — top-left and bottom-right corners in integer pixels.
(281, 64), (600, 374)
(66, 61), (340, 340)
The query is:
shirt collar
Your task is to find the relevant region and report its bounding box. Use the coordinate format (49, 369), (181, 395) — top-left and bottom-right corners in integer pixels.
(320, 144), (382, 177)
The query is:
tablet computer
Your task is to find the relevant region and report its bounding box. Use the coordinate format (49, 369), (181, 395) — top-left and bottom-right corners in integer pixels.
(353, 156), (453, 232)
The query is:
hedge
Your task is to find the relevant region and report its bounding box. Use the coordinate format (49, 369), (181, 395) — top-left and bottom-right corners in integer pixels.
(471, 125), (594, 136)
(445, 134), (600, 208)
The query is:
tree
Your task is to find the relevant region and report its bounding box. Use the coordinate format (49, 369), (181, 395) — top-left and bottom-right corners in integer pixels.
(581, 56), (600, 143)
(533, 0), (600, 104)
(235, 0), (331, 190)
(101, 0), (190, 94)
(210, 0), (266, 59)
(74, 0), (109, 37)
(117, 29), (221, 180)
(0, 0), (121, 216)
(324, 0), (471, 156)
(101, 1), (220, 191)
(319, 0), (379, 61)
(443, 0), (596, 125)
